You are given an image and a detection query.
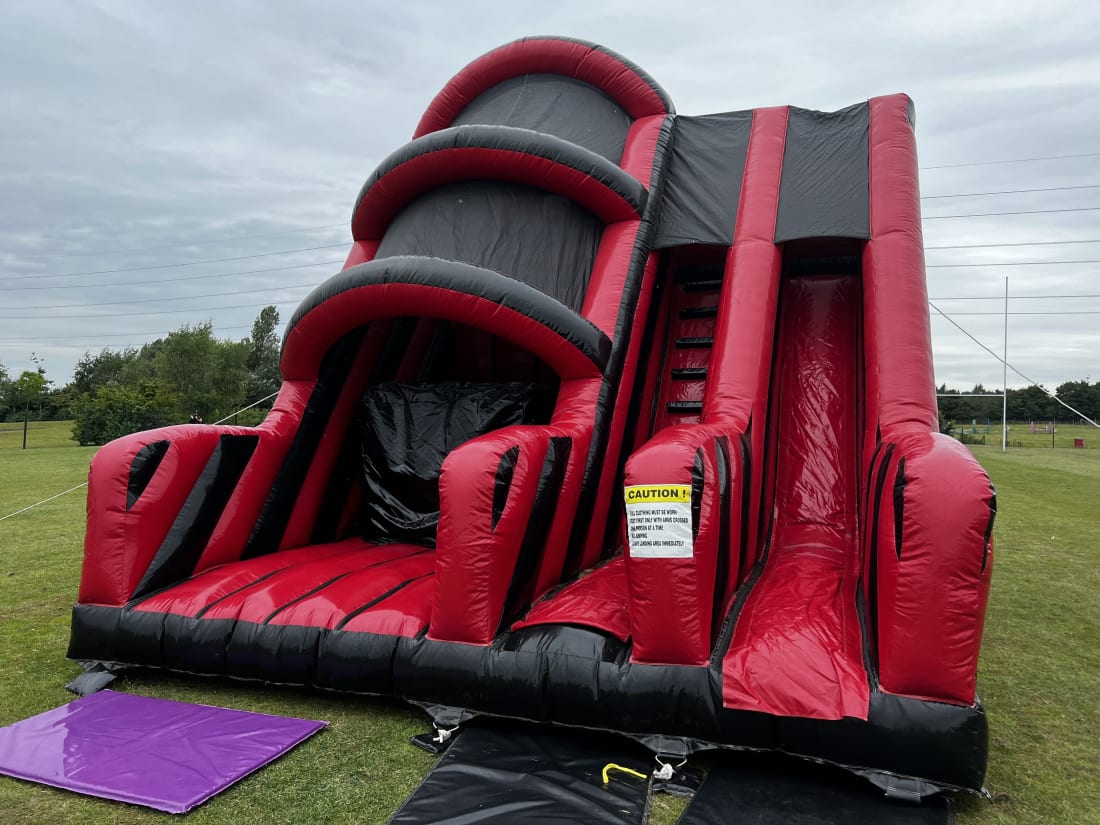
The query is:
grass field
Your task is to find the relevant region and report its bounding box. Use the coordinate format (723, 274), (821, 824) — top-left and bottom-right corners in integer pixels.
(1, 422), (1097, 823)
(952, 420), (1096, 451)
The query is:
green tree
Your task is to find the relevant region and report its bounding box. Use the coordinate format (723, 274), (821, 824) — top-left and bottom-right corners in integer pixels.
(71, 381), (173, 446)
(1056, 380), (1100, 422)
(1006, 385), (1055, 421)
(245, 305), (282, 402)
(72, 348), (137, 396)
(153, 323), (249, 420)
(0, 361), (10, 420)
(13, 369), (49, 419)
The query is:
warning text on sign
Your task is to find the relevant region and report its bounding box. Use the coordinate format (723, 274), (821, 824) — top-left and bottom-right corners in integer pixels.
(624, 484), (693, 559)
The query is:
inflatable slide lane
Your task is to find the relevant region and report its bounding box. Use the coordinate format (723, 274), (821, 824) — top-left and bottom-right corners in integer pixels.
(69, 37), (995, 795)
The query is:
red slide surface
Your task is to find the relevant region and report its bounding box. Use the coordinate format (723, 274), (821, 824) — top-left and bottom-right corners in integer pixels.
(722, 274), (870, 721)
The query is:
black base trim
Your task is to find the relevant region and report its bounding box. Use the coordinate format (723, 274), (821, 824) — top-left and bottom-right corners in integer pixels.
(69, 604), (988, 792)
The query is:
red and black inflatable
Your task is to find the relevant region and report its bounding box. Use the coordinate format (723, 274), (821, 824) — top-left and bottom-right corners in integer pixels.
(69, 37), (995, 794)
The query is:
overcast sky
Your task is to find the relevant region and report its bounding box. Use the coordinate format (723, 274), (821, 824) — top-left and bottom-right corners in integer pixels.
(1, 1), (1098, 392)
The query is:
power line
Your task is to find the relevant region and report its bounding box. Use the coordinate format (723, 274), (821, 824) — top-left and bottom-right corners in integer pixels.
(0, 324), (256, 342)
(926, 239), (1100, 250)
(17, 223), (348, 258)
(932, 293), (1100, 301)
(34, 289), (1098, 322)
(1, 243), (349, 282)
(4, 298), (304, 321)
(923, 206), (1100, 220)
(920, 151), (1100, 170)
(933, 311), (1100, 316)
(0, 259), (343, 292)
(929, 301), (1100, 427)
(0, 283), (316, 313)
(922, 184), (1100, 199)
(926, 259), (1100, 268)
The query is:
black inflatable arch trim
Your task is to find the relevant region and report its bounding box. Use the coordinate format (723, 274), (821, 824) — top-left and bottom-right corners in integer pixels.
(415, 35), (674, 137)
(282, 256), (611, 381)
(352, 125), (647, 239)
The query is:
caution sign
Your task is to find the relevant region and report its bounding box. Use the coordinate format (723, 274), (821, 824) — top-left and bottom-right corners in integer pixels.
(624, 484), (693, 558)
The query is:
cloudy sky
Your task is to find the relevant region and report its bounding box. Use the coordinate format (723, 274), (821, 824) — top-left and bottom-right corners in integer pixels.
(1, 0), (1098, 392)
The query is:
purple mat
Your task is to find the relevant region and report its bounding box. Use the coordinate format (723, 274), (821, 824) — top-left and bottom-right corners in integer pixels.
(0, 690), (326, 813)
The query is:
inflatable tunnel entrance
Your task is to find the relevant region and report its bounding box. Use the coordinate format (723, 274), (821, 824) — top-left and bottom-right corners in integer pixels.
(69, 37), (996, 794)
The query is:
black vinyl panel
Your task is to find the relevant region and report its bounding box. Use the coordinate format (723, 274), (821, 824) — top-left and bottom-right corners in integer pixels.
(677, 752), (952, 825)
(375, 181), (602, 313)
(389, 722), (651, 825)
(453, 74), (632, 163)
(774, 103), (870, 243)
(358, 381), (553, 547)
(655, 111), (753, 248)
(130, 434), (259, 600)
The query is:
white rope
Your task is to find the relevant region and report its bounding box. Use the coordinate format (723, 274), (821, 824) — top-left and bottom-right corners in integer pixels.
(0, 483), (88, 522)
(930, 302), (1100, 429)
(0, 393), (281, 523)
(212, 391), (279, 425)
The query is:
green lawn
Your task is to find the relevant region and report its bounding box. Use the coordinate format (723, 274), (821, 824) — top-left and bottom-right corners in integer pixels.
(953, 420), (1096, 450)
(0, 422), (1097, 823)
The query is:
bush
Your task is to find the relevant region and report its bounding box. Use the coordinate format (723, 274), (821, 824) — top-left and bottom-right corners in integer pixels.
(71, 382), (174, 446)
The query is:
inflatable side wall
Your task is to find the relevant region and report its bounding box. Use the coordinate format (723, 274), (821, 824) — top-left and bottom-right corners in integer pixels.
(69, 38), (995, 793)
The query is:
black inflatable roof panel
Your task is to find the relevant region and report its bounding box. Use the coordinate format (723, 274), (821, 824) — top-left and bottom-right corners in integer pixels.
(655, 111), (754, 248)
(774, 103), (871, 243)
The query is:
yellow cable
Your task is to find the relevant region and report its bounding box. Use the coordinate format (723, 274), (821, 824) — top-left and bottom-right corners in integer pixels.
(602, 763), (648, 784)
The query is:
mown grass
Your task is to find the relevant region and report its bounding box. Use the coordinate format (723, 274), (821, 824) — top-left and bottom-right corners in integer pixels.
(952, 420), (1098, 450)
(0, 423), (1097, 823)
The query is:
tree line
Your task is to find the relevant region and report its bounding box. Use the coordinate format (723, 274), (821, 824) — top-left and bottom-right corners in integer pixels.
(937, 381), (1100, 424)
(0, 306), (281, 445)
(3, 313), (1097, 445)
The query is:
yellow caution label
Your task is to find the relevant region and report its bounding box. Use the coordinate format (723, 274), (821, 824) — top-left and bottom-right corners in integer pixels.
(624, 484), (692, 505)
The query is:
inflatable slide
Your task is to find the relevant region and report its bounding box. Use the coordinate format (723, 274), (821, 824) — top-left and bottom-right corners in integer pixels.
(69, 37), (996, 794)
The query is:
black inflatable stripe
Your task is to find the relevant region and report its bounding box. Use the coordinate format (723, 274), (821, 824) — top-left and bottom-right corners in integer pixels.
(388, 722), (652, 825)
(893, 457), (907, 559)
(981, 488), (996, 573)
(736, 430), (753, 582)
(562, 114), (676, 576)
(285, 257), (612, 375)
(599, 253), (671, 554)
(130, 434), (259, 601)
(334, 572), (434, 632)
(691, 447), (704, 539)
(309, 319), (415, 545)
(126, 439), (170, 511)
(712, 436), (732, 641)
(261, 571), (355, 624)
(867, 443), (897, 649)
(243, 329), (368, 559)
(354, 125), (648, 227)
(499, 436), (572, 632)
(491, 446), (520, 531)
